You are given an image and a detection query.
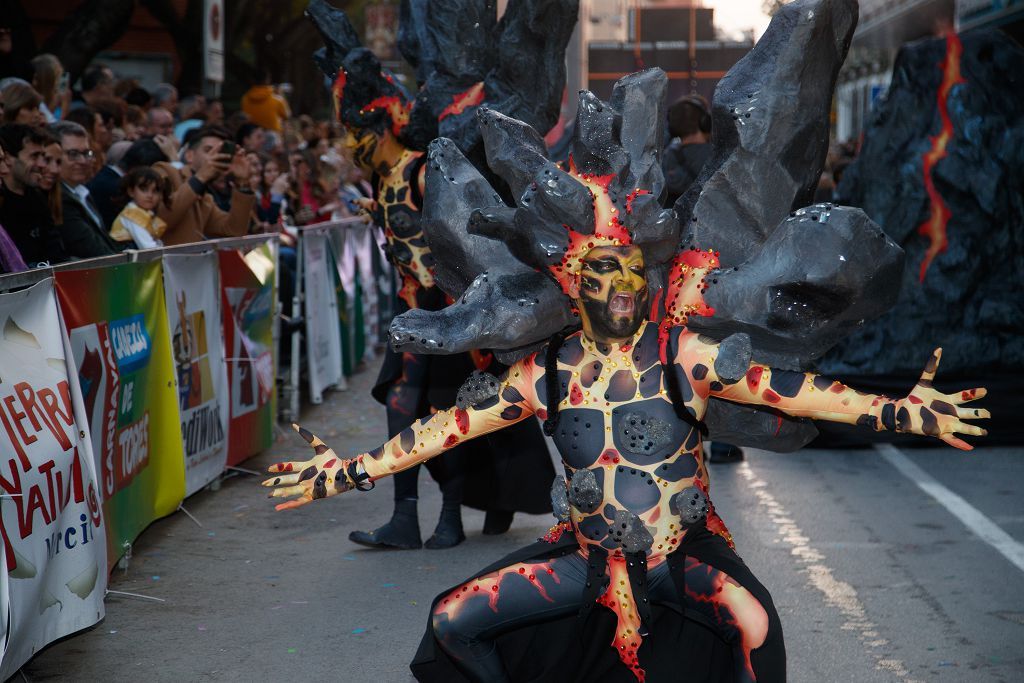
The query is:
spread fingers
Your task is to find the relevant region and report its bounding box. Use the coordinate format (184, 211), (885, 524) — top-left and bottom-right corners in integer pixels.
(940, 433), (973, 451)
(262, 473), (300, 487)
(268, 461), (304, 474)
(957, 387), (987, 403)
(956, 406), (990, 420)
(275, 497), (312, 511)
(268, 484), (308, 499)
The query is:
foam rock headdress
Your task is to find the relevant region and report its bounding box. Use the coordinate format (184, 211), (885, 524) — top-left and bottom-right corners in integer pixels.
(306, 0), (578, 156)
(391, 0), (906, 450)
(390, 69), (679, 359)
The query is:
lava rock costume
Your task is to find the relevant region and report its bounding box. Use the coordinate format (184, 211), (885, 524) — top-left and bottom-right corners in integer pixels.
(270, 1), (990, 680)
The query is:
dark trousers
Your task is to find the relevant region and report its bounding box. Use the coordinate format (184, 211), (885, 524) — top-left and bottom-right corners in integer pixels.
(430, 527), (785, 683)
(385, 350), (464, 507)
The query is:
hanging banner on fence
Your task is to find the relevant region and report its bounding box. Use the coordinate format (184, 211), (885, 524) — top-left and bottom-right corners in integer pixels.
(329, 224), (378, 375)
(220, 244), (276, 466)
(163, 254), (229, 496)
(303, 232), (342, 402)
(55, 262), (185, 566)
(0, 280), (107, 679)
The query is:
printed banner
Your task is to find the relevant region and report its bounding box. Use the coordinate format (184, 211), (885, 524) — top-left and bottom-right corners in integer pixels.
(303, 232), (342, 403)
(55, 262), (185, 566)
(220, 244), (276, 466)
(0, 280), (107, 679)
(329, 224), (379, 375)
(163, 254), (229, 496)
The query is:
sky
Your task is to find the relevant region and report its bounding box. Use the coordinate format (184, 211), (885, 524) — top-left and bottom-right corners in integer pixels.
(702, 0), (774, 41)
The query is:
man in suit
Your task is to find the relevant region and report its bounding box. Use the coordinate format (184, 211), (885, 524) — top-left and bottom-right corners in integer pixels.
(84, 139), (133, 226)
(86, 150), (124, 228)
(52, 120), (124, 258)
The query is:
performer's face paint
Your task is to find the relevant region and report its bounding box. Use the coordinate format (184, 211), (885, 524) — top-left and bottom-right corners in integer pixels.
(343, 126), (378, 174)
(572, 245), (649, 344)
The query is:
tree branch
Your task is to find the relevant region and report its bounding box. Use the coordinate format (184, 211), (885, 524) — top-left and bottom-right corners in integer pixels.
(42, 0), (136, 78)
(140, 0), (204, 92)
(139, 0), (184, 33)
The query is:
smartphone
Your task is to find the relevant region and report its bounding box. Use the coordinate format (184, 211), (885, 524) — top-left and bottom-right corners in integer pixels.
(221, 140), (236, 156)
(58, 72), (69, 93)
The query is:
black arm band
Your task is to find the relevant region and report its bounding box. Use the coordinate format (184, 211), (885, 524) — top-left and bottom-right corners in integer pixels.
(346, 460), (375, 491)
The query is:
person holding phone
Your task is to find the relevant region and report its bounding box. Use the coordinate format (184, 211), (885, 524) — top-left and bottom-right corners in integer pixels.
(153, 125), (255, 245)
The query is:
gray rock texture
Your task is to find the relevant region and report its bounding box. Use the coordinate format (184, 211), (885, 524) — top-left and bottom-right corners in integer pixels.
(827, 30), (1024, 377)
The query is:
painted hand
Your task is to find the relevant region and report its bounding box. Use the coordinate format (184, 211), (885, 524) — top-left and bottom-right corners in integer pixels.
(898, 348), (989, 450)
(263, 424), (356, 510)
(352, 196), (377, 216)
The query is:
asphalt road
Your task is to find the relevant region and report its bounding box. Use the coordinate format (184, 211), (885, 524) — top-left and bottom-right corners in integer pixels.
(19, 360), (1024, 682)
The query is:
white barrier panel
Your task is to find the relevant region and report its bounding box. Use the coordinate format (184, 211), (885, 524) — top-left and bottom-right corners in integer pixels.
(330, 221), (380, 365)
(162, 254), (230, 497)
(0, 280), (107, 679)
(302, 232), (343, 403)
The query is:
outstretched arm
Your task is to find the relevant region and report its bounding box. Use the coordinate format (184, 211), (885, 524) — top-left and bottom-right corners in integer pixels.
(679, 334), (988, 450)
(263, 360), (538, 509)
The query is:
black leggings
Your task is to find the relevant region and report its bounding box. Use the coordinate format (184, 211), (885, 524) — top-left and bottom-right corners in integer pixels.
(430, 531), (785, 682)
(386, 351), (464, 506)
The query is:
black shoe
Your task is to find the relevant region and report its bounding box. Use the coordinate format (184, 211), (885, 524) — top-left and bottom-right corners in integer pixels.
(348, 499), (423, 549)
(706, 442), (745, 464)
(424, 504), (465, 549)
(482, 510), (514, 535)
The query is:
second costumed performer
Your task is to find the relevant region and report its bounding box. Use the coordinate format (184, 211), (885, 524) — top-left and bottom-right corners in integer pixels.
(268, 1), (989, 680)
(305, 0), (580, 547)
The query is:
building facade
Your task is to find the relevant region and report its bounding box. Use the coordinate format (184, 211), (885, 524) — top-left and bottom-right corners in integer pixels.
(565, 1), (752, 115)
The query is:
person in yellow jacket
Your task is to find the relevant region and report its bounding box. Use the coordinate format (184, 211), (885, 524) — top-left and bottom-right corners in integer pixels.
(109, 166), (169, 249)
(241, 74), (290, 132)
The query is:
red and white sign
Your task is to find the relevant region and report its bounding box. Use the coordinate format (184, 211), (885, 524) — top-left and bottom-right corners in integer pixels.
(0, 280), (106, 679)
(204, 0), (225, 83)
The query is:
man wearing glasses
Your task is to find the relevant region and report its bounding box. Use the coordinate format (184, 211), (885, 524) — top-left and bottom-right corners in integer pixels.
(53, 120), (123, 258)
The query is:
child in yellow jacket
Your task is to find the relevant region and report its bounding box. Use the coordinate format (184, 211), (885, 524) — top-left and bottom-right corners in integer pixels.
(109, 167), (169, 249)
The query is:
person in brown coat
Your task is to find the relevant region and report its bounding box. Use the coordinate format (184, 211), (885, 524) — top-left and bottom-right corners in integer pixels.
(155, 125), (255, 245)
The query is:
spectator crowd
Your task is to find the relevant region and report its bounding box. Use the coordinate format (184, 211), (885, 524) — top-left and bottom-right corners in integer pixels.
(0, 53), (375, 275)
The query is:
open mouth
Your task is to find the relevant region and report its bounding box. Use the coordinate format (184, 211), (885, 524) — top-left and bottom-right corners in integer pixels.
(608, 292), (635, 316)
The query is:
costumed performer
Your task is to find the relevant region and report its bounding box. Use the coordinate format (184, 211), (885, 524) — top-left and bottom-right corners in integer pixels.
(305, 0), (578, 548)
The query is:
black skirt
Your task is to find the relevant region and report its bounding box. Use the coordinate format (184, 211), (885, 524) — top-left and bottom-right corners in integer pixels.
(410, 533), (737, 682)
(372, 341), (555, 516)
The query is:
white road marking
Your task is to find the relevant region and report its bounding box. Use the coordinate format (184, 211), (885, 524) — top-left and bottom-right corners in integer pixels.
(875, 443), (1024, 574)
(739, 460), (919, 681)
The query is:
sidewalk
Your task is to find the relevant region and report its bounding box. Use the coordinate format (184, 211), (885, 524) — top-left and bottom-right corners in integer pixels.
(22, 358), (558, 682)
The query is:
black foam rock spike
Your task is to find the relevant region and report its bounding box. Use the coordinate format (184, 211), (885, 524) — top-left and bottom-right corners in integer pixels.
(677, 0), (859, 268)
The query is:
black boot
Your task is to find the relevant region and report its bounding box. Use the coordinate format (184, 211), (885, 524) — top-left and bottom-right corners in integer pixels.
(482, 510), (514, 535)
(707, 442), (745, 464)
(424, 502), (465, 549)
(348, 498), (423, 549)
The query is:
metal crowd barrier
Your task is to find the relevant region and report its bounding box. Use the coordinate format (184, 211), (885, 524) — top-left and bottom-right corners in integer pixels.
(0, 219), (391, 427)
(0, 233), (285, 676)
(0, 233), (283, 417)
(0, 233), (281, 291)
(282, 217), (390, 422)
